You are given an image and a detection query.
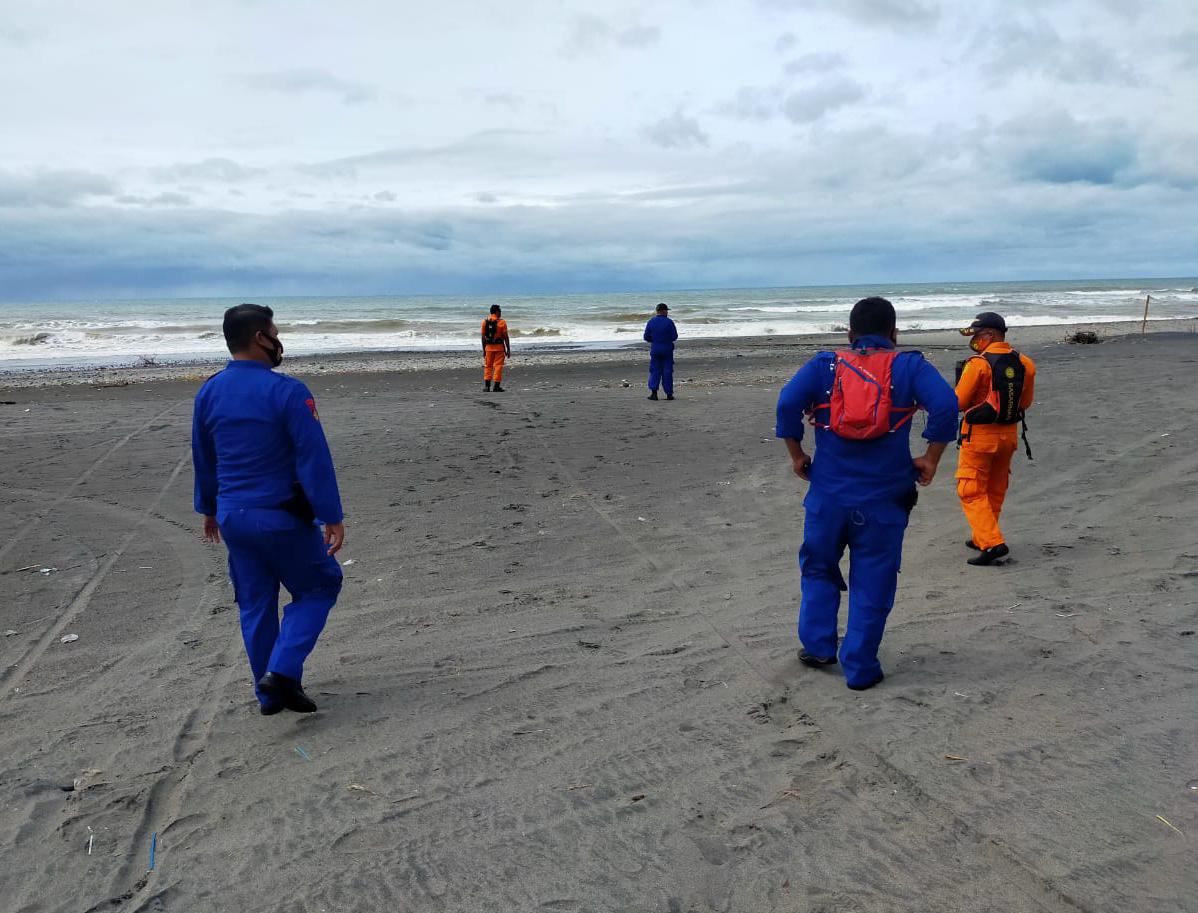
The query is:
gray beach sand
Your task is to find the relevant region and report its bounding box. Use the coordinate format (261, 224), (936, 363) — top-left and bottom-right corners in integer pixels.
(1, 322), (1195, 913)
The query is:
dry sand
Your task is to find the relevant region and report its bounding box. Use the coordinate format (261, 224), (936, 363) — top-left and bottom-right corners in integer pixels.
(1, 324), (1195, 913)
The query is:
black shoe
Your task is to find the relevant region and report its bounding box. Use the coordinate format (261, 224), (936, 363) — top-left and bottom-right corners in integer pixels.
(847, 673), (884, 691)
(258, 672), (318, 713)
(492, 384), (505, 393)
(965, 539), (980, 551)
(647, 391), (659, 400)
(967, 543), (1009, 566)
(259, 701), (285, 716)
(665, 395), (674, 401)
(798, 649), (838, 668)
(484, 381), (491, 391)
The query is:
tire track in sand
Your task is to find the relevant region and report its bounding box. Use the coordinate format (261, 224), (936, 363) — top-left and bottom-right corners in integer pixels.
(0, 402), (179, 567)
(499, 387), (1096, 913)
(0, 451), (189, 701)
(496, 388), (789, 689)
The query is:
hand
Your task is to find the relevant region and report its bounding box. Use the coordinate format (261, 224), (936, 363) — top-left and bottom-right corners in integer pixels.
(912, 455), (940, 486)
(323, 522), (346, 556)
(202, 515), (221, 544)
(791, 455), (812, 481)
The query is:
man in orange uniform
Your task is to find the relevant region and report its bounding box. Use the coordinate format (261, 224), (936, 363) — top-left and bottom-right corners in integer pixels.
(955, 312), (1036, 566)
(481, 304), (511, 392)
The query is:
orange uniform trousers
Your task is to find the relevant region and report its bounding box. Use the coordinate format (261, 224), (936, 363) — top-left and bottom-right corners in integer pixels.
(955, 428), (1018, 550)
(483, 346), (506, 383)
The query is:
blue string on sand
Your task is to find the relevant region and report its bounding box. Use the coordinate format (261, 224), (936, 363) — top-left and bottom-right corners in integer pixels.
(295, 746), (312, 761)
(148, 832), (157, 871)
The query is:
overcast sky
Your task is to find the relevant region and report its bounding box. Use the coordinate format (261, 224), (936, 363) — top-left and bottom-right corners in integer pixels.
(0, 0), (1195, 299)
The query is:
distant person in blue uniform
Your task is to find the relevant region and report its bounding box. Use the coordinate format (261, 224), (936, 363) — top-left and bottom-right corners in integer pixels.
(775, 297), (957, 690)
(192, 303), (346, 715)
(643, 302), (678, 401)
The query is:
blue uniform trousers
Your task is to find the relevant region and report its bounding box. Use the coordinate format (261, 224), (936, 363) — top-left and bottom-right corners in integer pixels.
(648, 352), (673, 397)
(218, 508), (343, 704)
(798, 499), (908, 687)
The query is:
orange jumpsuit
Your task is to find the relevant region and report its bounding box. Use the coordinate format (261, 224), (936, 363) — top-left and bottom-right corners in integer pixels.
(481, 317), (509, 383)
(955, 342), (1036, 550)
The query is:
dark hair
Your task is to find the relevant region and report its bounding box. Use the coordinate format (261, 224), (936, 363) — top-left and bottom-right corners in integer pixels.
(489, 305), (501, 315)
(848, 297), (896, 337)
(656, 302), (669, 313)
(222, 303), (274, 353)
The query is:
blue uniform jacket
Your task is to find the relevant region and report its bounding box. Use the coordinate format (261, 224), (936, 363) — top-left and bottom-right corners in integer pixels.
(775, 335), (957, 518)
(192, 361), (343, 524)
(643, 315), (678, 354)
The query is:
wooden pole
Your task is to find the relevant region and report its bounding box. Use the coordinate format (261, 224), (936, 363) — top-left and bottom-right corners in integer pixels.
(1141, 294), (1151, 334)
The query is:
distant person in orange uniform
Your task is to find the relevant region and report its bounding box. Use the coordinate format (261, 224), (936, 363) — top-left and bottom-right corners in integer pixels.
(955, 312), (1036, 566)
(481, 304), (511, 392)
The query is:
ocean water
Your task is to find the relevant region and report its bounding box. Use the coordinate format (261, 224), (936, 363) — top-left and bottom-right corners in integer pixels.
(0, 278), (1194, 369)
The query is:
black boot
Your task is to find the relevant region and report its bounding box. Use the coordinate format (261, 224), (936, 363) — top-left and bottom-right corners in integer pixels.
(965, 538), (980, 550)
(484, 380), (491, 391)
(967, 543), (1010, 566)
(647, 391), (659, 400)
(258, 672), (318, 713)
(492, 383), (505, 392)
(799, 649), (837, 668)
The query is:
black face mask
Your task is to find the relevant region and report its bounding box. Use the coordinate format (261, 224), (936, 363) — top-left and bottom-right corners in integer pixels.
(258, 331), (284, 367)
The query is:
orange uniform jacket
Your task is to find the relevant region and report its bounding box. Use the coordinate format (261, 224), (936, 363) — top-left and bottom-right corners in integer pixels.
(956, 342), (1035, 439)
(481, 317), (509, 350)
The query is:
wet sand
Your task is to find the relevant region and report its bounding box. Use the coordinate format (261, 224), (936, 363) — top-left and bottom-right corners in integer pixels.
(1, 325), (1195, 913)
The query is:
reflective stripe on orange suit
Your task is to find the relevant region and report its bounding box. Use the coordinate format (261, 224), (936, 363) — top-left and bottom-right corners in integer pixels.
(955, 342), (1036, 550)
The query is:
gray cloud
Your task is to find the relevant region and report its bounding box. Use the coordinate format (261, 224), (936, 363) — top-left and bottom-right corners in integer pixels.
(483, 92), (525, 111)
(3, 176), (1193, 302)
(154, 158), (265, 184)
(782, 77), (865, 123)
(301, 130), (539, 179)
(0, 23), (35, 46)
(716, 86), (781, 121)
(618, 25), (661, 48)
(1170, 31), (1198, 68)
(116, 192), (194, 207)
(978, 20), (1141, 85)
(0, 170), (118, 208)
(644, 112), (709, 148)
(565, 16), (661, 54)
(1, 0), (1195, 301)
(995, 112), (1138, 185)
(238, 67), (377, 105)
(762, 0), (939, 30)
(784, 53), (845, 75)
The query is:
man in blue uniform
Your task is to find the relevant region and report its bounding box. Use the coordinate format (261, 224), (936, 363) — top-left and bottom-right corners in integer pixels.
(775, 297), (957, 690)
(643, 302), (678, 401)
(192, 304), (346, 714)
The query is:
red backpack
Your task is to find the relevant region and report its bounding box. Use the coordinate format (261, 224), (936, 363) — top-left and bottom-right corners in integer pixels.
(808, 349), (918, 440)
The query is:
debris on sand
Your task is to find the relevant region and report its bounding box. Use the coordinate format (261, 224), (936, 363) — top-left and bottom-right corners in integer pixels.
(1066, 330), (1100, 344)
(1155, 815), (1183, 836)
(72, 768), (105, 792)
